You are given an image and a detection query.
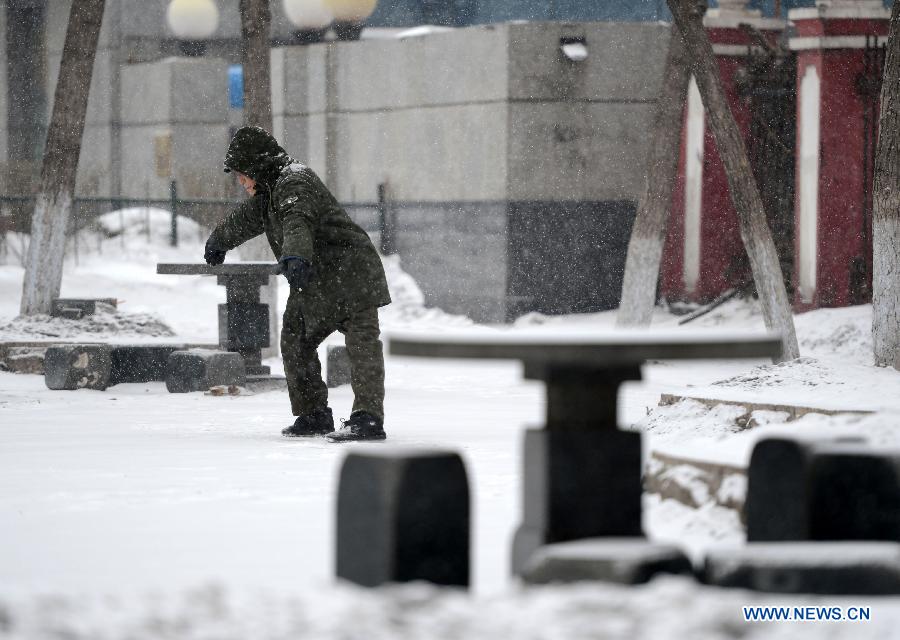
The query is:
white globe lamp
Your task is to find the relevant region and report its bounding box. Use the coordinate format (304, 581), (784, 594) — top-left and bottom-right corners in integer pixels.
(283, 0), (333, 44)
(323, 0), (378, 40)
(166, 0), (219, 56)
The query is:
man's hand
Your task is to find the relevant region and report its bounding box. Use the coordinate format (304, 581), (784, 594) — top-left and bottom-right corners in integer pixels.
(204, 237), (227, 266)
(278, 256), (314, 290)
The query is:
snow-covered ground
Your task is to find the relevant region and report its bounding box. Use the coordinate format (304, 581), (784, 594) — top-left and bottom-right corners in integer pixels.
(1, 209), (899, 637)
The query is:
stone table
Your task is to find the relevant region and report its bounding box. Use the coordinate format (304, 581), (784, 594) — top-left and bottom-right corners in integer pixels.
(389, 328), (782, 573)
(157, 262), (281, 376)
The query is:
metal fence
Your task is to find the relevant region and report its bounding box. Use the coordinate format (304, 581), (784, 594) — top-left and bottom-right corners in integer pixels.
(0, 183), (393, 266)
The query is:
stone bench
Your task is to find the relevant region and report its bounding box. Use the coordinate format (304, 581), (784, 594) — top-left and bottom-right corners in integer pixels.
(704, 542), (900, 595)
(521, 538), (693, 585)
(745, 436), (900, 542)
(326, 344), (351, 387)
(50, 298), (118, 320)
(43, 343), (217, 391)
(337, 449), (470, 588)
(166, 349), (246, 393)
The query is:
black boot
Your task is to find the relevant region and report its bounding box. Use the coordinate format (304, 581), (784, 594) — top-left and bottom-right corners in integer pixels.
(282, 407), (334, 437)
(326, 411), (386, 442)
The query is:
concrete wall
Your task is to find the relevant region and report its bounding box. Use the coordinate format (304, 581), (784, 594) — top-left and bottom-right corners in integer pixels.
(272, 21), (668, 321)
(120, 58), (230, 199)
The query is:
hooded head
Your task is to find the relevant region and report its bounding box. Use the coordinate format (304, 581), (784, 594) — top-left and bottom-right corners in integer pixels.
(223, 126), (290, 187)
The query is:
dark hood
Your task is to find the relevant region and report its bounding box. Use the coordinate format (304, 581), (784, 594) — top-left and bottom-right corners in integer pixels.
(223, 126), (291, 187)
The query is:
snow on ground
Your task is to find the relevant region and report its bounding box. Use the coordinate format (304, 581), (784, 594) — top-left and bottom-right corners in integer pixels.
(2, 213), (900, 636)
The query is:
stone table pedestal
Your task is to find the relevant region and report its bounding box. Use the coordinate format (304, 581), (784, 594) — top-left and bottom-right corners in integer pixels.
(157, 262), (281, 376)
(389, 328), (782, 574)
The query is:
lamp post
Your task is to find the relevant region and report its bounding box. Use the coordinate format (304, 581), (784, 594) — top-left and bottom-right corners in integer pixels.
(283, 0), (333, 44)
(324, 0), (377, 40)
(166, 0), (219, 56)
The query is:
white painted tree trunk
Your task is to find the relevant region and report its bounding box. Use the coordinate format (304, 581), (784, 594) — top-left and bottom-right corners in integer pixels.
(872, 0), (900, 368)
(667, 0), (800, 361)
(20, 0), (106, 316)
(617, 28), (691, 327)
(20, 191), (71, 314)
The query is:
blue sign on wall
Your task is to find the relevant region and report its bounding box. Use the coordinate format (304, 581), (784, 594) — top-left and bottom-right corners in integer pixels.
(228, 65), (243, 110)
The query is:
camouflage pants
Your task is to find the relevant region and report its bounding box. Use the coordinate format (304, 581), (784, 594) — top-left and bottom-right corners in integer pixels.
(281, 297), (385, 420)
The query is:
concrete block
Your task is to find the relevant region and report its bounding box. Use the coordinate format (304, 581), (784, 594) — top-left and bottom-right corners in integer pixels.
(333, 104), (508, 203)
(746, 436), (873, 542)
(521, 538), (693, 585)
(704, 542), (900, 595)
(118, 125), (170, 199)
(50, 298), (118, 319)
(506, 200), (636, 318)
(0, 346), (47, 375)
(171, 58), (229, 123)
(75, 124), (113, 196)
(165, 349), (246, 393)
(507, 101), (655, 202)
(108, 345), (183, 385)
(121, 62), (174, 124)
(512, 428), (643, 574)
(271, 45), (327, 117)
(393, 202), (508, 323)
(276, 114), (327, 177)
(44, 345), (112, 391)
(171, 123), (231, 197)
(327, 345), (351, 388)
(337, 449), (470, 588)
(121, 58), (228, 125)
(507, 22), (670, 103)
(334, 25), (509, 112)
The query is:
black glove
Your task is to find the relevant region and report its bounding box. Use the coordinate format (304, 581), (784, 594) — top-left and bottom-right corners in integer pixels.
(279, 256), (314, 290)
(204, 237), (227, 266)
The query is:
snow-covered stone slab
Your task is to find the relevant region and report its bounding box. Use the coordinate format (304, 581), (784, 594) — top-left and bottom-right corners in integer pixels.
(513, 429), (643, 574)
(389, 328), (782, 367)
(327, 345), (351, 387)
(44, 344), (112, 390)
(108, 345), (186, 385)
(50, 298), (118, 320)
(337, 449), (469, 588)
(659, 393), (872, 420)
(165, 349), (247, 393)
(521, 538), (693, 585)
(156, 262), (281, 276)
(744, 437), (896, 542)
(704, 542), (900, 594)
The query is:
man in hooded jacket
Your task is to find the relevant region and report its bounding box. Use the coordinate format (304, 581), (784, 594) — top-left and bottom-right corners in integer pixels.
(205, 126), (391, 442)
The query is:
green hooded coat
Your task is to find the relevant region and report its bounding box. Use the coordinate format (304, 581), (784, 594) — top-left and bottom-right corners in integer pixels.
(210, 126), (391, 324)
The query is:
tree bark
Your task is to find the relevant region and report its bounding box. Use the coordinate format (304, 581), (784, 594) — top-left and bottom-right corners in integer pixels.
(239, 0), (280, 357)
(239, 0), (273, 130)
(20, 0), (105, 316)
(873, 0), (900, 368)
(666, 0), (799, 361)
(617, 27), (692, 327)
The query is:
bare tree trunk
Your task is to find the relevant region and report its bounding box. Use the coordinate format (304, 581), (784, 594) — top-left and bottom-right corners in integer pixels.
(617, 27), (692, 327)
(667, 0), (799, 361)
(20, 0), (105, 316)
(239, 0), (273, 130)
(873, 0), (900, 368)
(239, 0), (279, 358)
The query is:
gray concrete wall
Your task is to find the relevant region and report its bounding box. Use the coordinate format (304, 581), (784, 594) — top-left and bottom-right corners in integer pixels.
(270, 21), (669, 321)
(120, 57), (230, 199)
(504, 21), (669, 202)
(394, 202), (509, 323)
